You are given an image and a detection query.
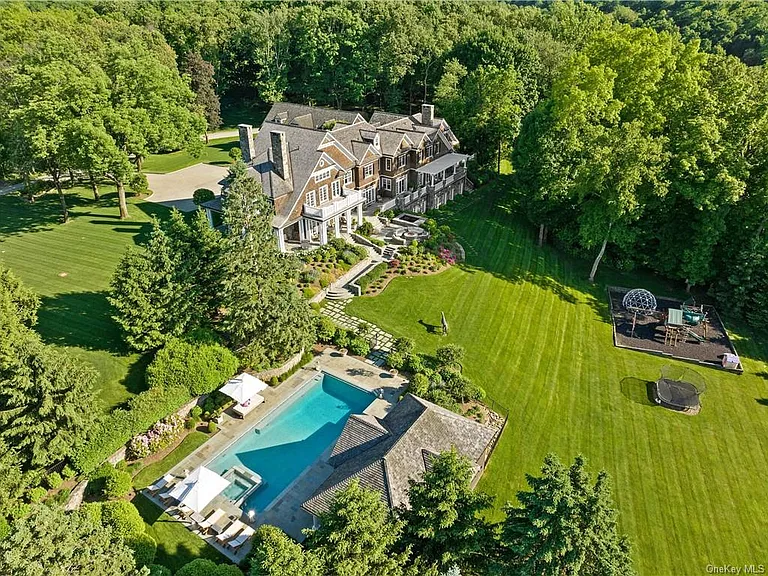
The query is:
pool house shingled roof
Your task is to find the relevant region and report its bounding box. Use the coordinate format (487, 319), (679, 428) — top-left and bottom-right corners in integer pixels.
(302, 394), (497, 517)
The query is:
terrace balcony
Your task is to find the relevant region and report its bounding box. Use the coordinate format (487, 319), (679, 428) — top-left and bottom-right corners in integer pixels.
(303, 189), (364, 220)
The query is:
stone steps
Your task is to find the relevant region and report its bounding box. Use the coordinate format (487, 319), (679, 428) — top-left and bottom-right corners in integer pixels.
(326, 287), (354, 300)
(382, 245), (398, 261)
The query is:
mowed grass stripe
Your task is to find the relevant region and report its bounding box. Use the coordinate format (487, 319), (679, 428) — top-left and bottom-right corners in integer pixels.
(347, 189), (768, 575)
(0, 189), (169, 410)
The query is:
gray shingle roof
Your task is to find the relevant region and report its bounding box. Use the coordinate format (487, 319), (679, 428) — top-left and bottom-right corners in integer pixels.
(302, 395), (497, 517)
(265, 102), (363, 130)
(369, 111), (408, 126)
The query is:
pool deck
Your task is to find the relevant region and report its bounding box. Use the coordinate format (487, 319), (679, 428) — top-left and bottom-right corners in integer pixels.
(141, 349), (407, 562)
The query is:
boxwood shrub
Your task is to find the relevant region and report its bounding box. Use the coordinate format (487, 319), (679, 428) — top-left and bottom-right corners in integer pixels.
(128, 533), (157, 567)
(146, 338), (239, 396)
(356, 262), (388, 293)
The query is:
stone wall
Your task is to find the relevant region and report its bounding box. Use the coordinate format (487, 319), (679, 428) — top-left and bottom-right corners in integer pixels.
(257, 348), (306, 381)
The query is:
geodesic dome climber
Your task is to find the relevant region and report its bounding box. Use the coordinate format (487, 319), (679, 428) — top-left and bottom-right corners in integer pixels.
(622, 288), (658, 337)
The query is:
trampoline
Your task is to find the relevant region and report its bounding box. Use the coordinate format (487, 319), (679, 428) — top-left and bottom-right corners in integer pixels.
(653, 365), (706, 414)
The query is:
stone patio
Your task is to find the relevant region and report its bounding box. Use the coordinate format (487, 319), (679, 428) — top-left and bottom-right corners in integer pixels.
(140, 349), (408, 560)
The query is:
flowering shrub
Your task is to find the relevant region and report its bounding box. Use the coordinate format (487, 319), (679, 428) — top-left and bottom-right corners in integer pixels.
(389, 258), (400, 269)
(127, 414), (184, 460)
(438, 247), (457, 266)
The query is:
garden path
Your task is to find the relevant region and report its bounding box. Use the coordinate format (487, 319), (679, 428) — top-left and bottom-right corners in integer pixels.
(322, 300), (395, 366)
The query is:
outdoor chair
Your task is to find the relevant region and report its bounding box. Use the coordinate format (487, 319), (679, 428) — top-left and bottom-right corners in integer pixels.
(215, 520), (245, 544)
(147, 474), (175, 494)
(197, 509), (226, 534)
(227, 526), (255, 550)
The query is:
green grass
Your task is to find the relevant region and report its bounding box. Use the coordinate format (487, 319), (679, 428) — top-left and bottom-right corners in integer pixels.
(132, 431), (210, 490)
(220, 97), (268, 131)
(0, 187), (170, 411)
(133, 493), (227, 572)
(143, 136), (239, 174)
(346, 188), (768, 575)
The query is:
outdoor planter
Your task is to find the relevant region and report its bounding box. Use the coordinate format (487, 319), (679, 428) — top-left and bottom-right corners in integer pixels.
(339, 348), (348, 356)
(390, 369), (399, 376)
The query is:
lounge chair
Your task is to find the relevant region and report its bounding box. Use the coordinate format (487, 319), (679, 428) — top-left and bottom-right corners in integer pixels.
(227, 526), (255, 550)
(215, 520), (245, 544)
(159, 488), (177, 503)
(147, 474), (175, 494)
(197, 509), (226, 534)
(178, 504), (195, 517)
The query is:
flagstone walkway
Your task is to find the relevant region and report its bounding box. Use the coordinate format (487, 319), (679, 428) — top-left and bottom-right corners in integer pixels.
(322, 300), (394, 366)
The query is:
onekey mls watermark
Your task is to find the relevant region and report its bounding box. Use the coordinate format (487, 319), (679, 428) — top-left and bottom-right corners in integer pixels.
(706, 565), (765, 575)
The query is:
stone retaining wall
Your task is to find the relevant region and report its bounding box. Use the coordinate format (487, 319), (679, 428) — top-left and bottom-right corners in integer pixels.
(256, 348), (306, 381)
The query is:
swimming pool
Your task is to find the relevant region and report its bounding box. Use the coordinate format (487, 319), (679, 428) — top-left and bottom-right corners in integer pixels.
(207, 372), (375, 513)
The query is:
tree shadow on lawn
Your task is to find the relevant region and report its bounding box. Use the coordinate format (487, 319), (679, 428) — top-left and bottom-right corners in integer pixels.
(0, 191), (88, 237)
(37, 291), (127, 354)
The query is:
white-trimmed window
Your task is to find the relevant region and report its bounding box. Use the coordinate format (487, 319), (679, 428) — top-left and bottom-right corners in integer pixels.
(319, 185), (329, 203)
(384, 157), (392, 171)
(332, 180), (341, 197)
(426, 143), (433, 157)
(397, 154), (407, 168)
(380, 177), (392, 191)
(305, 191), (316, 207)
(417, 150), (423, 163)
(363, 163), (374, 178)
(364, 184), (376, 205)
(396, 176), (407, 194)
(344, 171), (353, 187)
(314, 168), (332, 183)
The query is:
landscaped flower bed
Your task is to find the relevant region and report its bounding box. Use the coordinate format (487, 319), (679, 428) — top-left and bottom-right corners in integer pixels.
(361, 243), (455, 296)
(127, 414), (184, 460)
(297, 239), (368, 298)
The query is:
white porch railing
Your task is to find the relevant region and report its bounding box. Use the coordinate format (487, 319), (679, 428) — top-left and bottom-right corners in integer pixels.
(303, 189), (364, 220)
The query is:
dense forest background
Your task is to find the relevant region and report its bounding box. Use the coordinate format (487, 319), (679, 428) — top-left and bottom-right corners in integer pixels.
(5, 0), (768, 330)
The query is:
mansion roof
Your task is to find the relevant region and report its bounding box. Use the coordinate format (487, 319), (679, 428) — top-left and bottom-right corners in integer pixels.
(302, 394), (497, 517)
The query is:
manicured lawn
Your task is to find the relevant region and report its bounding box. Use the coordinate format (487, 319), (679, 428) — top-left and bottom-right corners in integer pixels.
(132, 431), (210, 490)
(220, 97), (268, 130)
(0, 187), (170, 411)
(143, 136), (239, 174)
(346, 188), (768, 575)
(133, 493), (227, 572)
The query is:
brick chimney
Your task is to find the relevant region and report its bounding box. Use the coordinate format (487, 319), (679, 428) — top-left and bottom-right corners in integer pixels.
(238, 124), (256, 163)
(270, 130), (290, 180)
(421, 103), (434, 127)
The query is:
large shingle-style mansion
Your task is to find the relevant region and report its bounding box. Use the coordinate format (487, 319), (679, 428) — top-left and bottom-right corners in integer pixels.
(204, 102), (470, 251)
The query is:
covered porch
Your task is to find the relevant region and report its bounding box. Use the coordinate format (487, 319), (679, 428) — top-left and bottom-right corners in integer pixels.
(274, 205), (364, 251)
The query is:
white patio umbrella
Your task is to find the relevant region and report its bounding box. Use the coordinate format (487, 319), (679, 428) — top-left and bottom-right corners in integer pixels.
(167, 466), (230, 513)
(220, 372), (268, 404)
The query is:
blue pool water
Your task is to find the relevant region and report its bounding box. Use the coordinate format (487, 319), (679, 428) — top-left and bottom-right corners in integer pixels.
(207, 372), (374, 513)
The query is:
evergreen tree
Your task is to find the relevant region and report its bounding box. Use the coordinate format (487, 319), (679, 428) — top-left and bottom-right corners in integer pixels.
(304, 479), (410, 576)
(0, 504), (137, 575)
(399, 449), (494, 573)
(0, 333), (98, 467)
(220, 165), (314, 367)
(109, 218), (189, 351)
(249, 525), (322, 576)
(500, 454), (634, 576)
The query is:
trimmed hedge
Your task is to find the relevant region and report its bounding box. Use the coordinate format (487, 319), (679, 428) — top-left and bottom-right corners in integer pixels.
(103, 468), (132, 499)
(71, 385), (192, 474)
(44, 472), (63, 490)
(129, 532), (158, 567)
(146, 338), (239, 396)
(100, 500), (145, 540)
(356, 262), (388, 293)
(277, 350), (314, 383)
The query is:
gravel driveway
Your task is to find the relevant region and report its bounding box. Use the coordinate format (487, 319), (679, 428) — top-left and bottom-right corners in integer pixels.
(145, 163), (229, 212)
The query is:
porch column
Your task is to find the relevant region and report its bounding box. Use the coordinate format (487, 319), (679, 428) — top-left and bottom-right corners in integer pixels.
(334, 215), (341, 238)
(299, 219), (307, 242)
(319, 221), (328, 245)
(345, 209), (352, 233)
(274, 227), (286, 252)
(356, 203), (363, 227)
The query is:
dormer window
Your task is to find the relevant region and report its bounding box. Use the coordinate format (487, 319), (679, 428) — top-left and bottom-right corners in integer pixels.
(397, 154), (407, 168)
(363, 163), (374, 178)
(385, 157), (392, 171)
(374, 134), (380, 148)
(344, 171), (353, 187)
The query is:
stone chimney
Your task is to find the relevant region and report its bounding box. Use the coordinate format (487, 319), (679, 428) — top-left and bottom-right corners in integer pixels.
(270, 130), (290, 180)
(238, 124), (256, 163)
(422, 103), (434, 127)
